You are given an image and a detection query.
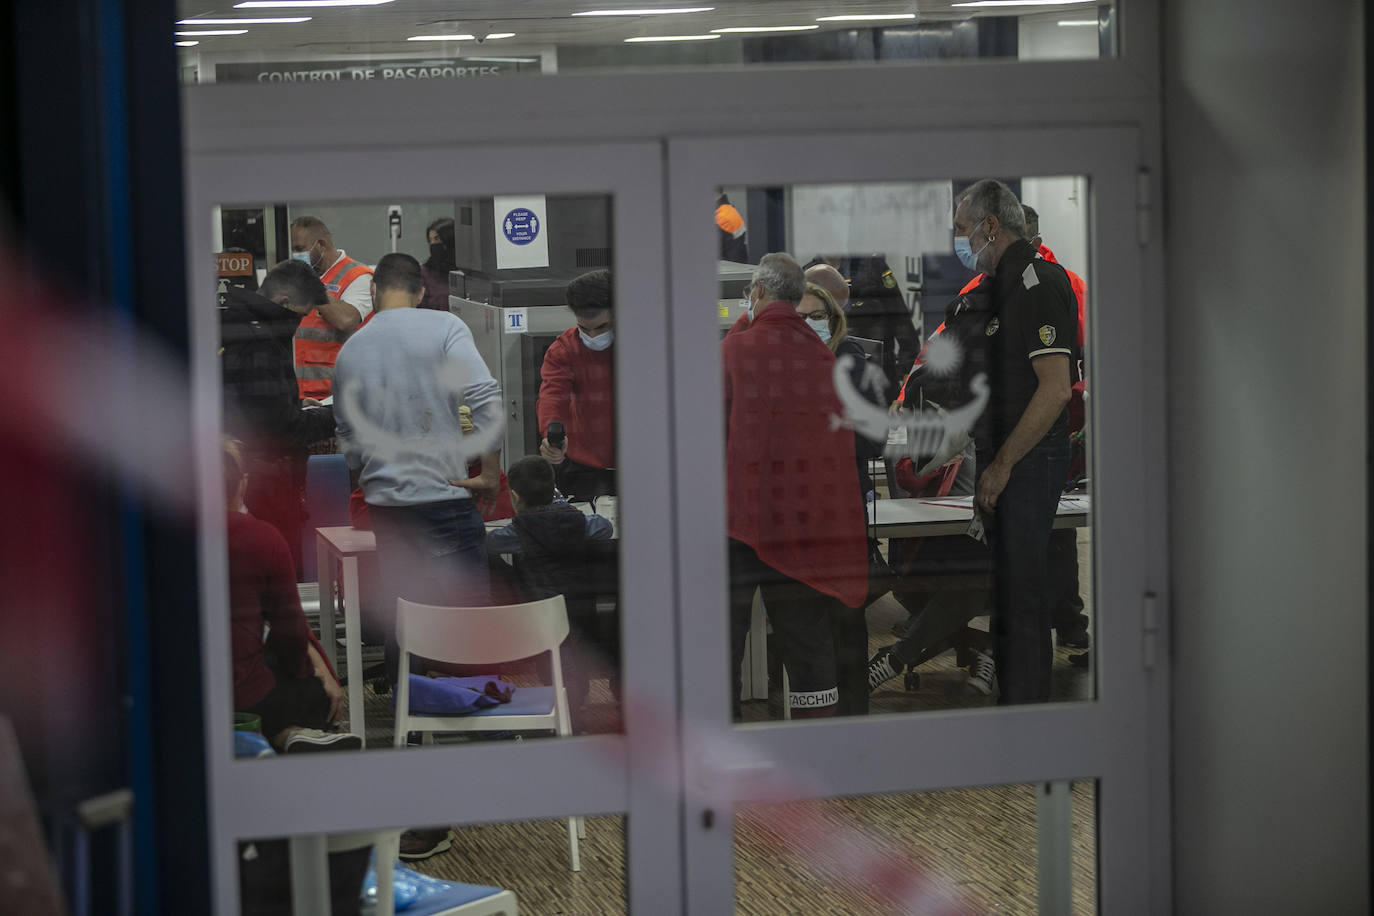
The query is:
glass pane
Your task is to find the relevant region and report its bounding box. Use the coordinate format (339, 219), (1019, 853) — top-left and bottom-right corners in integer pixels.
(218, 194), (622, 757)
(174, 2), (1117, 85)
(735, 782), (1097, 914)
(239, 815), (626, 914)
(723, 177), (1094, 722)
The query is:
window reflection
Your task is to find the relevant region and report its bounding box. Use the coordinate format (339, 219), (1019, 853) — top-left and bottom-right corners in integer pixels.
(218, 196), (624, 765)
(725, 177), (1093, 722)
(175, 2), (1116, 85)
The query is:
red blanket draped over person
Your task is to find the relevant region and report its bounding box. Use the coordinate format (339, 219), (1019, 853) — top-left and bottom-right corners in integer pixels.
(722, 301), (868, 608)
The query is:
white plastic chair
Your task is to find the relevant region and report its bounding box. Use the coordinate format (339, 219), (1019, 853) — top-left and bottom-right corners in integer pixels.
(393, 595), (583, 872)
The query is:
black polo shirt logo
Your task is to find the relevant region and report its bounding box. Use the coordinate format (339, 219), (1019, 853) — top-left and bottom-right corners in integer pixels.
(1038, 325), (1057, 346)
(985, 317), (1000, 336)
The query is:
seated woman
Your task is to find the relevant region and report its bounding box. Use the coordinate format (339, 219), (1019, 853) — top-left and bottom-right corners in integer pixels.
(226, 437), (361, 753)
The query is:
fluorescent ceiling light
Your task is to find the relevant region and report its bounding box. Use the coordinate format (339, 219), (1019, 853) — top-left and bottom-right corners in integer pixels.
(176, 17), (310, 23)
(174, 29), (249, 35)
(624, 34), (720, 41)
(174, 40), (200, 46)
(816, 13), (917, 21)
(408, 33), (514, 41)
(711, 25), (819, 33)
(1057, 19), (1098, 25)
(463, 57), (539, 63)
(575, 8), (713, 16)
(234, 0), (394, 8)
(952, 0), (1092, 7)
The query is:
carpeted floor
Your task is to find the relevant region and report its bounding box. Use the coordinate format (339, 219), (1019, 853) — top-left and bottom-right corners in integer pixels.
(321, 529), (1098, 913)
(402, 780), (1096, 915)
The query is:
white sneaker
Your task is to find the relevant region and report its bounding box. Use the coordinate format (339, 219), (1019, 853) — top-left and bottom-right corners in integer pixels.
(965, 652), (997, 696)
(283, 728), (362, 754)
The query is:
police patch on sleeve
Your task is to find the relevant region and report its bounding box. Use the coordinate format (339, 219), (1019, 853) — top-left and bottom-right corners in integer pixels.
(882, 271), (896, 289)
(985, 317), (1000, 336)
(1038, 325), (1057, 346)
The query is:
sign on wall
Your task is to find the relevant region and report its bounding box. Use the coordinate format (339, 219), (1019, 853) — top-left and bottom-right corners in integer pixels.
(215, 58), (536, 83)
(493, 195), (549, 270)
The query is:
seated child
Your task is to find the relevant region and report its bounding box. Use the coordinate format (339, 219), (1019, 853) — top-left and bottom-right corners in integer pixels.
(487, 456), (613, 719)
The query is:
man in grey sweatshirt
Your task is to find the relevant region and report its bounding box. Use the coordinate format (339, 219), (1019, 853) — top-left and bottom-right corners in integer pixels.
(333, 252), (503, 687)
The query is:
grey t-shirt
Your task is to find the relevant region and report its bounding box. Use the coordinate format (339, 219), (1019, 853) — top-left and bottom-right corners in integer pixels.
(334, 308), (502, 507)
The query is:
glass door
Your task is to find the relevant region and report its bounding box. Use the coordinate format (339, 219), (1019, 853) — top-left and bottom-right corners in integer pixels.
(666, 125), (1165, 913)
(186, 134), (681, 913)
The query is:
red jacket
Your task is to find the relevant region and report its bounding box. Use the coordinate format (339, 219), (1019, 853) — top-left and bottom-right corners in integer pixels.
(723, 302), (868, 607)
(536, 327), (616, 470)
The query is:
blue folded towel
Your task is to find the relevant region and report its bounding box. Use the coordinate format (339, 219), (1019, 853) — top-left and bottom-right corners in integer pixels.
(405, 675), (516, 715)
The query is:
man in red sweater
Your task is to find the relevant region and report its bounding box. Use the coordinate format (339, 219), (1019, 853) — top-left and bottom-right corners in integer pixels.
(537, 269), (616, 499)
(724, 253), (869, 719)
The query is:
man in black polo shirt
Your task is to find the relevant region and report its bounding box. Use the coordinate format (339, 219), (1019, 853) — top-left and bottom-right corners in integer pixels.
(954, 179), (1075, 704)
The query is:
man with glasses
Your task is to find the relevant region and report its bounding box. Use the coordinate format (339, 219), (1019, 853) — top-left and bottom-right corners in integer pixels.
(723, 253), (868, 718)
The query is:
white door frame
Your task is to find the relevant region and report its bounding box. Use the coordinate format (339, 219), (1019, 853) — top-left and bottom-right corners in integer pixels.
(185, 138), (681, 913)
(666, 125), (1166, 914)
(184, 24), (1169, 906)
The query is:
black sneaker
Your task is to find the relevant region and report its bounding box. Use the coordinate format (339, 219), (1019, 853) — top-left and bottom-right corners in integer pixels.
(1057, 628), (1091, 650)
(282, 729), (362, 754)
(867, 647), (904, 693)
(399, 828), (453, 861)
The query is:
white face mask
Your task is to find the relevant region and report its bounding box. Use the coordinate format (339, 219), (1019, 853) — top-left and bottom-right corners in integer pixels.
(806, 316), (832, 344)
(580, 329), (614, 351)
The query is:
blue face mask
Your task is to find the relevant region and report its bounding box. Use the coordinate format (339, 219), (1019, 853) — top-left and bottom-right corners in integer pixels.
(954, 224), (992, 271)
(290, 250), (312, 265)
(806, 317), (832, 344)
(580, 329), (614, 351)
(953, 236), (978, 271)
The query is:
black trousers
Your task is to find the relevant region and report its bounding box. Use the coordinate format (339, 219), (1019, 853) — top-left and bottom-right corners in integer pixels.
(728, 540), (840, 719)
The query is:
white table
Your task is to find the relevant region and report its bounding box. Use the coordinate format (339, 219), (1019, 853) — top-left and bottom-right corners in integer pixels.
(315, 525), (376, 746)
(741, 494), (1092, 702)
(866, 494), (1091, 537)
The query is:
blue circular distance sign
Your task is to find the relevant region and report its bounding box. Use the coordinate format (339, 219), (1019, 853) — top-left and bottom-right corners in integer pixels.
(502, 207), (540, 246)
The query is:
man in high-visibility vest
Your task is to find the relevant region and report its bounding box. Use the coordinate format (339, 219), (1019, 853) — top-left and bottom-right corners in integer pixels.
(289, 215), (374, 400)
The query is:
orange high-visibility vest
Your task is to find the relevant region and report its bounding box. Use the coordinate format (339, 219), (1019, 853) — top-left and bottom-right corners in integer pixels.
(294, 256), (372, 400)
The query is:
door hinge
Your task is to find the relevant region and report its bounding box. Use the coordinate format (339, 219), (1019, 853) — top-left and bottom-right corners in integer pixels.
(1142, 591), (1159, 670)
(1136, 168), (1151, 247)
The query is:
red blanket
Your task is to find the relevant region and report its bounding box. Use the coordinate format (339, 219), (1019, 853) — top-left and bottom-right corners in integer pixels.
(722, 302), (868, 607)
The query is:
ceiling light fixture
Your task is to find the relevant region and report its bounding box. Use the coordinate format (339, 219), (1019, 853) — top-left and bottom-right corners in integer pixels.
(407, 33), (514, 41)
(462, 57), (540, 63)
(952, 0), (1093, 7)
(710, 25), (819, 33)
(174, 29), (249, 36)
(176, 17), (310, 24)
(575, 8), (713, 16)
(234, 0), (394, 8)
(174, 40), (200, 46)
(1057, 19), (1099, 26)
(816, 13), (917, 21)
(623, 34), (720, 41)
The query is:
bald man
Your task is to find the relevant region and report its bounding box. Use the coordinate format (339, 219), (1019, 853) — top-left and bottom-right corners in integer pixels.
(805, 263), (849, 311)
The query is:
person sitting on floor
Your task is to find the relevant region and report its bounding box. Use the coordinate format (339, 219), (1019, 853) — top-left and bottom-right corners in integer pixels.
(487, 456), (613, 722)
(226, 436), (362, 753)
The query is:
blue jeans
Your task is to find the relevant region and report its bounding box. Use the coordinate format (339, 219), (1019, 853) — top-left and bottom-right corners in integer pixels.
(369, 499), (490, 684)
(980, 440), (1072, 705)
